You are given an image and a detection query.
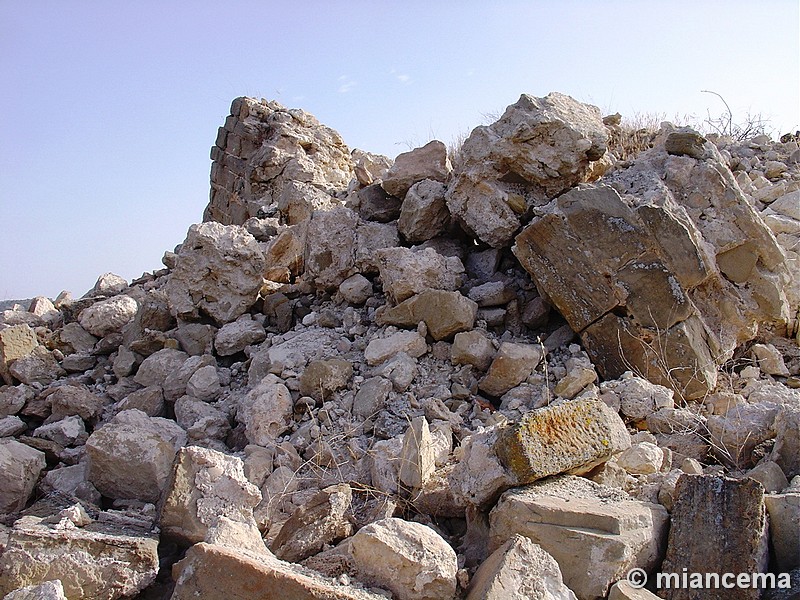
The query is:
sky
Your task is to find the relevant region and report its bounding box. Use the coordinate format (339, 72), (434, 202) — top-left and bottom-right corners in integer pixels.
(2, 1), (798, 300)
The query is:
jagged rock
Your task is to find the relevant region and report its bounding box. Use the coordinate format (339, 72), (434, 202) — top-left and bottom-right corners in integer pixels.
(0, 415), (25, 437)
(353, 148), (391, 186)
(357, 183), (402, 222)
(466, 534), (577, 600)
(237, 375), (293, 445)
(602, 374), (675, 421)
(133, 347), (190, 388)
(349, 517), (458, 600)
(60, 352), (96, 373)
(214, 316), (267, 356)
(165, 222), (266, 324)
(86, 409), (187, 503)
(398, 179), (449, 242)
(262, 224), (306, 283)
(48, 385), (105, 422)
(752, 342), (790, 376)
(489, 475), (669, 600)
(162, 354), (216, 402)
(707, 402), (779, 468)
(299, 358), (353, 402)
(32, 416), (87, 447)
(185, 364), (222, 401)
(376, 246), (464, 304)
(447, 92), (608, 248)
(3, 579), (68, 600)
(764, 491), (800, 571)
(88, 272), (128, 297)
(554, 365), (597, 400)
(0, 385), (32, 418)
(205, 96), (354, 225)
(496, 397), (630, 484)
(354, 220), (401, 274)
(174, 395), (230, 442)
(39, 463), (101, 505)
(0, 439), (46, 514)
(0, 325), (39, 383)
(364, 330), (427, 366)
(276, 180), (338, 225)
(353, 376), (393, 420)
(659, 475), (768, 600)
(255, 465), (299, 527)
(77, 295), (138, 338)
(339, 274), (373, 305)
(271, 483), (353, 562)
(770, 403), (800, 479)
(609, 581), (661, 600)
(259, 328), (341, 376)
(303, 207), (360, 290)
(398, 416), (435, 489)
(448, 426), (514, 508)
(615, 441), (664, 475)
(0, 514), (159, 600)
(382, 140), (451, 198)
(451, 330), (495, 371)
(745, 460), (789, 493)
(56, 322), (97, 355)
(479, 341), (543, 397)
(378, 289), (477, 341)
(159, 445), (262, 547)
(9, 347), (65, 386)
(171, 542), (385, 600)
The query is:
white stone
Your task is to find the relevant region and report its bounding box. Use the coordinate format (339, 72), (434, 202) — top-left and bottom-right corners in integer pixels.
(186, 365), (222, 401)
(214, 317), (267, 356)
(364, 331), (427, 366)
(615, 441), (664, 475)
(0, 439), (46, 514)
(77, 295), (138, 338)
(237, 375), (293, 446)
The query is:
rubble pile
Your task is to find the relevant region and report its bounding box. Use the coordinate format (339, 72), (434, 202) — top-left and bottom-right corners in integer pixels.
(1, 92), (799, 599)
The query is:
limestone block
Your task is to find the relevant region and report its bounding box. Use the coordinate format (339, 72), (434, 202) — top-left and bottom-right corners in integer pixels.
(349, 517), (458, 600)
(479, 342), (543, 397)
(0, 439), (46, 514)
(489, 475), (669, 600)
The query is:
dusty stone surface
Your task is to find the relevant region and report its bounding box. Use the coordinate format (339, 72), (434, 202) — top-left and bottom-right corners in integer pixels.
(2, 579), (68, 600)
(659, 475), (768, 600)
(165, 222), (266, 324)
(86, 409), (187, 503)
(364, 330), (427, 366)
(349, 517), (458, 600)
(376, 246), (465, 303)
(214, 316), (267, 355)
(398, 416), (436, 489)
(479, 341), (543, 397)
(0, 439), (46, 514)
(398, 179), (450, 243)
(0, 515), (159, 600)
(764, 491), (800, 571)
(237, 375), (294, 445)
(489, 475), (669, 600)
(382, 140), (451, 198)
(0, 325), (39, 385)
(379, 289), (478, 341)
(299, 358), (353, 402)
(770, 403), (800, 479)
(466, 534), (577, 600)
(77, 295), (138, 338)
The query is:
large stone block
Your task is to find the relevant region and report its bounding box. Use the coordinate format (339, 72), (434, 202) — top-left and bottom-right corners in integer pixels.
(0, 325), (38, 385)
(376, 246), (465, 304)
(378, 289), (477, 341)
(489, 475), (669, 600)
(382, 140), (451, 198)
(0, 439), (46, 514)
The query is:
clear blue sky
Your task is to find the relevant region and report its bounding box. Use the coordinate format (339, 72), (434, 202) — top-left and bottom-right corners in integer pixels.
(2, 1), (798, 300)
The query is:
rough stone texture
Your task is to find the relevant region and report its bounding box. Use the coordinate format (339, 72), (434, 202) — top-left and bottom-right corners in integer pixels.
(0, 439), (46, 514)
(354, 220), (401, 275)
(770, 403), (800, 479)
(204, 96), (354, 226)
(77, 295), (138, 338)
(745, 460), (789, 493)
(764, 491), (800, 571)
(353, 376), (393, 420)
(489, 475), (669, 600)
(304, 207), (359, 291)
(349, 517), (458, 600)
(364, 331), (427, 366)
(398, 416), (435, 489)
(215, 316), (267, 356)
(451, 330), (496, 371)
(0, 325), (39, 385)
(162, 354), (215, 402)
(3, 579), (68, 600)
(0, 385), (31, 418)
(706, 401), (779, 468)
(479, 342), (543, 397)
(357, 183), (401, 223)
(382, 140), (451, 198)
(186, 365), (222, 401)
(299, 358), (353, 402)
(448, 426), (514, 508)
(56, 322), (98, 355)
(609, 581), (661, 600)
(602, 374), (675, 421)
(8, 347), (65, 386)
(447, 92), (608, 248)
(615, 442), (665, 475)
(134, 347), (190, 388)
(170, 542), (385, 600)
(752, 342), (790, 376)
(659, 475), (768, 600)
(378, 289), (478, 341)
(338, 274), (373, 305)
(376, 246), (465, 304)
(237, 375), (294, 445)
(165, 222), (266, 325)
(0, 515), (159, 600)
(496, 397), (630, 484)
(86, 409), (187, 503)
(398, 179), (449, 243)
(159, 445), (262, 547)
(33, 415), (87, 447)
(48, 385), (106, 422)
(271, 483), (353, 562)
(466, 534), (577, 600)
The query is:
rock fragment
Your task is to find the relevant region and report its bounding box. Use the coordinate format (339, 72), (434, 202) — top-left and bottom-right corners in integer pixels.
(77, 295), (138, 338)
(479, 341), (543, 397)
(382, 140), (451, 198)
(0, 439), (46, 514)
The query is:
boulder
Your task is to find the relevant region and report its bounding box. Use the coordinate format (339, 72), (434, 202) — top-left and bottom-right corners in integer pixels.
(237, 375), (294, 445)
(398, 179), (449, 242)
(271, 483), (353, 562)
(32, 415), (87, 447)
(378, 289), (477, 341)
(615, 442), (665, 475)
(304, 207), (359, 291)
(85, 409), (187, 503)
(466, 534), (577, 600)
(447, 92), (608, 248)
(451, 330), (496, 371)
(382, 140), (451, 198)
(339, 274), (373, 305)
(448, 426), (515, 508)
(0, 325), (38, 385)
(659, 475), (769, 600)
(706, 402), (779, 468)
(764, 491), (800, 571)
(133, 347), (190, 388)
(2, 580), (68, 600)
(751, 342), (790, 376)
(376, 246), (465, 303)
(8, 347), (65, 386)
(609, 581), (661, 600)
(353, 376), (393, 420)
(48, 385), (105, 422)
(205, 96), (354, 226)
(185, 365), (222, 402)
(479, 341), (543, 397)
(770, 403), (800, 479)
(162, 354), (216, 402)
(56, 322), (97, 355)
(0, 514), (159, 600)
(364, 331), (427, 366)
(165, 222), (266, 325)
(0, 439), (46, 514)
(170, 542), (385, 600)
(159, 445), (262, 547)
(214, 316), (267, 356)
(489, 475), (669, 600)
(357, 183), (402, 222)
(0, 385), (31, 418)
(77, 295), (138, 338)
(299, 358), (353, 402)
(349, 517), (458, 600)
(602, 374), (675, 421)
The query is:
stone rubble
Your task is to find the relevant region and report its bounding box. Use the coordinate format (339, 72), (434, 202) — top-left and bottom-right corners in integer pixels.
(1, 92), (799, 599)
